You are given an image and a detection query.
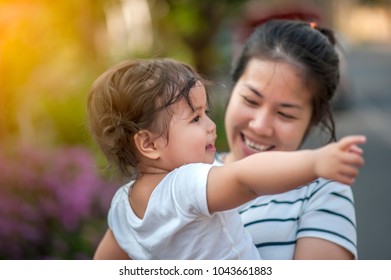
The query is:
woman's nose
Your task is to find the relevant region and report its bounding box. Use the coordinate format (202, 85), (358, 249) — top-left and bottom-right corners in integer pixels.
(248, 110), (274, 136)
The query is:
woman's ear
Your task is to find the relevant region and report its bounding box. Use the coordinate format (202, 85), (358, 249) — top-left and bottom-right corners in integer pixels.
(133, 130), (161, 160)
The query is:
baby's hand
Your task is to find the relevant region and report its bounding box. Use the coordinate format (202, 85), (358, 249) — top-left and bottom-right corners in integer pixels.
(315, 135), (366, 185)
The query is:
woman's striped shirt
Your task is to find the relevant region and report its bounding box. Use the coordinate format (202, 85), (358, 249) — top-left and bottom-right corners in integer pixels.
(215, 155), (357, 259)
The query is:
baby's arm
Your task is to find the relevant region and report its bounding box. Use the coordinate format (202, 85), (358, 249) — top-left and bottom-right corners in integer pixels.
(206, 135), (366, 213)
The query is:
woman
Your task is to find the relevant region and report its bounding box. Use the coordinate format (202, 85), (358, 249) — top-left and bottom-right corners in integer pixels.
(219, 19), (357, 259)
(93, 19), (358, 259)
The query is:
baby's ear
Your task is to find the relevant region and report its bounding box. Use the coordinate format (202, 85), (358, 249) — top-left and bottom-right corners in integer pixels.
(133, 130), (161, 160)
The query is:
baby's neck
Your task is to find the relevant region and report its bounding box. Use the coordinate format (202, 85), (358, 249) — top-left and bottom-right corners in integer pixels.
(137, 164), (170, 175)
(130, 172), (167, 219)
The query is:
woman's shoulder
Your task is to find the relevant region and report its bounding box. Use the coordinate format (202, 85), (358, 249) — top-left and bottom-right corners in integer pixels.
(239, 178), (354, 212)
(283, 178), (355, 206)
(306, 178), (354, 200)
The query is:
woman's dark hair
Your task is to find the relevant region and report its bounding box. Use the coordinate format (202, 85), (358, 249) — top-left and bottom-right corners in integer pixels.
(232, 19), (339, 142)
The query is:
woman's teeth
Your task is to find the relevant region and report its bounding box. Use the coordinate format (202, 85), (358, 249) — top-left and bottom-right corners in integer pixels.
(244, 137), (272, 151)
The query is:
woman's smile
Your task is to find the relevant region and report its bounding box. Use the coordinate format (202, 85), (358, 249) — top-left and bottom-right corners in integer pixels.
(241, 133), (275, 152)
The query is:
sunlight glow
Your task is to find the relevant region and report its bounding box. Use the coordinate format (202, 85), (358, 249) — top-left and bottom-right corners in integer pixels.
(105, 0), (153, 56)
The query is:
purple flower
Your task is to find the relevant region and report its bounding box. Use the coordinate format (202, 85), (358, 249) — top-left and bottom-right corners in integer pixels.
(0, 144), (119, 259)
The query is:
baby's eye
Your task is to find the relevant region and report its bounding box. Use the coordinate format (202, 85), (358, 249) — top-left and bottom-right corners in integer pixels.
(192, 115), (201, 123)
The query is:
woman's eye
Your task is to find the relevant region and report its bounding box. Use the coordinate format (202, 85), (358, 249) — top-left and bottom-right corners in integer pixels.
(278, 112), (295, 119)
(242, 95), (258, 106)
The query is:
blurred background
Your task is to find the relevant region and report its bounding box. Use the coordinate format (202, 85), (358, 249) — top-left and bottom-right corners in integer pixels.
(0, 0), (390, 259)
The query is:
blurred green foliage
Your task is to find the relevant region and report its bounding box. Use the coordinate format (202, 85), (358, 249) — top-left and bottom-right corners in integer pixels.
(0, 0), (247, 150)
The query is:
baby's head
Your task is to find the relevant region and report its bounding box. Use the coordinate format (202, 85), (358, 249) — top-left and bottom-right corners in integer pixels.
(87, 58), (207, 177)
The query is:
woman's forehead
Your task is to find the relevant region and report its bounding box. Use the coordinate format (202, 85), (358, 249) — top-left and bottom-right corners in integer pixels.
(240, 60), (312, 105)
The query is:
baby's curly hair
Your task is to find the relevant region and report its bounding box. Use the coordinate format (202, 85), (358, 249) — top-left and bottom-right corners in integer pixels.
(87, 58), (207, 177)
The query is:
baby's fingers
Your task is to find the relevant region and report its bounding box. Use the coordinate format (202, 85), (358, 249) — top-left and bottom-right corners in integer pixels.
(339, 165), (360, 179)
(343, 152), (365, 168)
(339, 135), (367, 151)
(335, 174), (357, 186)
(348, 145), (363, 155)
